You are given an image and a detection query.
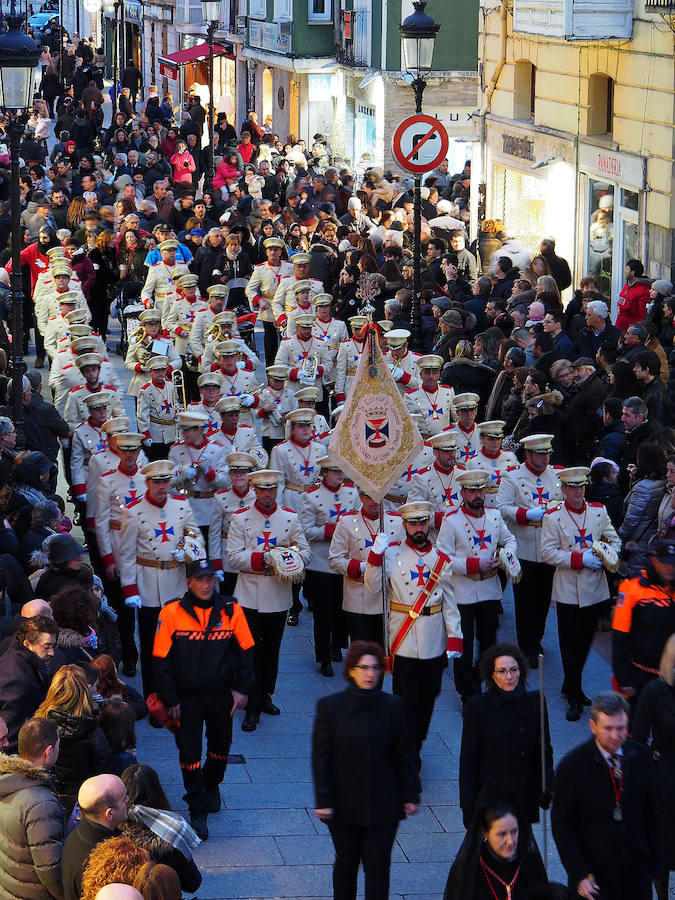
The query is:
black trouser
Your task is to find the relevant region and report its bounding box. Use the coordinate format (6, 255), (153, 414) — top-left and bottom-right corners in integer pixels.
(305, 571), (345, 663)
(556, 602), (601, 703)
(34, 324), (45, 359)
(90, 301), (111, 340)
(262, 436), (283, 459)
(174, 692), (233, 812)
(513, 560), (555, 659)
(263, 320), (279, 365)
(290, 581), (302, 617)
(182, 359), (200, 404)
(391, 654), (444, 770)
(344, 611), (385, 646)
(327, 822), (399, 900)
(221, 572), (238, 596)
(242, 607), (286, 712)
(103, 573), (138, 670)
(138, 606), (160, 698)
(453, 600), (499, 700)
(146, 442), (172, 461)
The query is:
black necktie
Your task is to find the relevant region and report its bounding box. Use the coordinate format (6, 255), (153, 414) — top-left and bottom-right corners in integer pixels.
(609, 753), (622, 781)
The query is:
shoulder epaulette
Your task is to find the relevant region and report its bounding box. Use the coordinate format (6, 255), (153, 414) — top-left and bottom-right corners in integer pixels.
(416, 466), (431, 475)
(69, 385), (81, 392)
(589, 501), (604, 508)
(552, 465), (564, 470)
(405, 388), (417, 395)
(101, 468), (116, 477)
(234, 506), (249, 514)
(216, 488), (229, 495)
(343, 480), (355, 488)
(127, 497), (143, 508)
(170, 493), (185, 500)
(282, 506), (296, 513)
(306, 485), (319, 493)
(447, 507), (461, 516)
(545, 503), (563, 514)
(456, 464), (467, 471)
(506, 465), (519, 472)
(342, 510), (356, 517)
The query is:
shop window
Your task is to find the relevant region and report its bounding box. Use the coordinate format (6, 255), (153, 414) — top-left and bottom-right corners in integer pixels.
(588, 74), (614, 136)
(513, 61), (535, 121)
(274, 0), (292, 18)
(308, 0), (331, 21)
(248, 0), (266, 18)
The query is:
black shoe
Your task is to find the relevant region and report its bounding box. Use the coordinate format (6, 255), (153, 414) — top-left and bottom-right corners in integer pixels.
(320, 662), (334, 677)
(581, 693), (592, 706)
(205, 786), (221, 813)
(190, 812), (209, 840)
(262, 695), (280, 716)
(35, 356), (45, 369)
(242, 712), (259, 732)
(121, 662), (136, 678)
(287, 613), (299, 626)
(149, 717), (164, 729)
(566, 702), (583, 722)
(330, 648), (342, 662)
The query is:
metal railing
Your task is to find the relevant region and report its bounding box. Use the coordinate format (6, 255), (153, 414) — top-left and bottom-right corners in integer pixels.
(335, 8), (369, 67)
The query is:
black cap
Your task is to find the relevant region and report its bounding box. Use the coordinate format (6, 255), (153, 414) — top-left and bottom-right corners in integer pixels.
(186, 558), (216, 578)
(46, 534), (84, 566)
(650, 540), (675, 563)
(571, 357), (596, 368)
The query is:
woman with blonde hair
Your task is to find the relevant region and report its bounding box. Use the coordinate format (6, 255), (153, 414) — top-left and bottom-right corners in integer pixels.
(535, 274), (562, 311)
(81, 836), (150, 900)
(633, 633), (675, 900)
(34, 664), (114, 813)
(66, 196), (88, 232)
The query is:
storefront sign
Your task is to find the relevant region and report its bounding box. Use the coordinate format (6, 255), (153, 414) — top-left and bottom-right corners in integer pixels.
(123, 0), (142, 22)
(501, 133), (534, 161)
(426, 106), (475, 133)
(579, 143), (645, 189)
(159, 58), (178, 78)
(248, 20), (290, 54)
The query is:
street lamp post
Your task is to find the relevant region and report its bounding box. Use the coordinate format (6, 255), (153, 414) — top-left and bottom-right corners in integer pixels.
(0, 5), (40, 449)
(201, 0), (220, 191)
(399, 0), (440, 352)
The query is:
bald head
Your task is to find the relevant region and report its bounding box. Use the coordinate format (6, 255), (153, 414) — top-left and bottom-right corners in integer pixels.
(21, 599), (53, 619)
(78, 774), (128, 828)
(95, 887), (143, 900)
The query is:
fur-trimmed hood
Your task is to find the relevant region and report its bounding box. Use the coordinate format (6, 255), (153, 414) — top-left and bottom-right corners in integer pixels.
(56, 625), (88, 650)
(0, 753), (52, 800)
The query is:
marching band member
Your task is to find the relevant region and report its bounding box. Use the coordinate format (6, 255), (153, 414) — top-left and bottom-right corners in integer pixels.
(274, 314), (332, 403)
(94, 431), (147, 677)
(383, 413), (435, 511)
(137, 355), (178, 460)
(52, 332), (121, 415)
(140, 239), (179, 307)
(245, 237), (293, 364)
(541, 466), (620, 720)
(63, 353), (125, 431)
(124, 308), (181, 397)
(210, 396), (268, 470)
(256, 364), (297, 457)
(437, 469), (518, 702)
(169, 410), (229, 536)
(70, 391), (113, 504)
(285, 281), (316, 337)
(37, 263), (89, 336)
(383, 329), (421, 395)
(447, 393), (481, 464)
(404, 354), (456, 436)
(227, 468), (311, 731)
(312, 294), (348, 357)
(200, 314), (258, 373)
(85, 416), (133, 501)
(118, 459), (204, 698)
(467, 420), (519, 507)
(334, 315), (368, 403)
(409, 431), (465, 532)
(210, 340), (260, 428)
(189, 284), (230, 362)
(43, 293), (84, 359)
(271, 253), (322, 331)
(208, 451), (258, 594)
(189, 372), (225, 437)
(300, 456), (359, 676)
(497, 433), (563, 667)
(327, 487), (403, 644)
(292, 387), (330, 446)
(364, 500), (462, 777)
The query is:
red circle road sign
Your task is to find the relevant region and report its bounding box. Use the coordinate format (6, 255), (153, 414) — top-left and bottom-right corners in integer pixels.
(391, 114), (450, 174)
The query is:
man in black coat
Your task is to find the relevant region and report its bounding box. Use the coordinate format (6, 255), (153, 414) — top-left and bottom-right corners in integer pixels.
(0, 616), (56, 752)
(540, 237), (571, 291)
(562, 358), (608, 464)
(121, 59), (141, 108)
(552, 691), (659, 900)
(619, 396), (654, 488)
(574, 299), (622, 360)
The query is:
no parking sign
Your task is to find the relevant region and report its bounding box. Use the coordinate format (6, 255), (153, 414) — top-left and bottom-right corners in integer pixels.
(391, 114), (449, 174)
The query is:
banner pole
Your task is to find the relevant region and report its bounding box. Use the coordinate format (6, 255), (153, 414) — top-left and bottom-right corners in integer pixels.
(538, 652), (548, 871)
(379, 499), (389, 660)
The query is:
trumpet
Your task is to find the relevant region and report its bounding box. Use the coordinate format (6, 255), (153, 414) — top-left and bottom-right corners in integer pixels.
(301, 354), (319, 381)
(130, 324), (145, 343)
(172, 369), (187, 415)
(259, 386), (282, 426)
(205, 323), (222, 344)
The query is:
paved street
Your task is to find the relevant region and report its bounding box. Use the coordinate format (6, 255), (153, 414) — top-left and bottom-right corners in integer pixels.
(48, 316), (624, 899)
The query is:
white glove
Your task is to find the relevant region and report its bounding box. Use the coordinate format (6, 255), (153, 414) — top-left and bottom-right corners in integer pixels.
(142, 438), (152, 447)
(359, 561), (366, 575)
(236, 360), (247, 370)
(239, 393), (255, 407)
(79, 493), (87, 503)
(582, 549), (603, 570)
(297, 370), (314, 384)
(215, 569), (225, 582)
(526, 507), (545, 523)
(124, 594), (142, 609)
(372, 532), (390, 555)
(184, 466), (197, 481)
(172, 548), (185, 562)
(390, 366), (404, 381)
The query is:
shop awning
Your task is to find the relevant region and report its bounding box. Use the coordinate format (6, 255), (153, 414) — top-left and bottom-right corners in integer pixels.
(158, 43), (234, 78)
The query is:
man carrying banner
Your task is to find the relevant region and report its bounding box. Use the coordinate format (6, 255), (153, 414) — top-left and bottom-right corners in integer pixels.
(364, 501), (462, 780)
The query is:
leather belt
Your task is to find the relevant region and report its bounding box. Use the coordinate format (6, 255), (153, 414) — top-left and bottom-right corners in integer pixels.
(137, 557), (182, 569)
(111, 521), (121, 531)
(465, 570), (498, 582)
(261, 291), (275, 299)
(285, 483), (308, 493)
(390, 602), (442, 617)
(186, 489), (216, 498)
(150, 415), (174, 425)
(221, 530), (228, 539)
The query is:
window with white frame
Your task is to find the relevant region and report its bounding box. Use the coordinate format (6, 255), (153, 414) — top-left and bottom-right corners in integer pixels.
(248, 0), (266, 19)
(308, 0), (331, 21)
(274, 0), (292, 18)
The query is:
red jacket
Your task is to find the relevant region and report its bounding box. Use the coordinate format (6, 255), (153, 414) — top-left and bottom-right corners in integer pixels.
(616, 278), (650, 331)
(4, 242), (55, 294)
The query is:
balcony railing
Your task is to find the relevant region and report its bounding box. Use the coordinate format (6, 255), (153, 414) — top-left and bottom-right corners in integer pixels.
(336, 8), (369, 66)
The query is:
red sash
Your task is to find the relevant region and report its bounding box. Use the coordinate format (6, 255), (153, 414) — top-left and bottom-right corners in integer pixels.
(386, 551), (449, 672)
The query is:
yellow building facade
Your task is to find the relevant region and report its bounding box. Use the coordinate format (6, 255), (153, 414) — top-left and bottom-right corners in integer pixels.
(478, 0), (674, 310)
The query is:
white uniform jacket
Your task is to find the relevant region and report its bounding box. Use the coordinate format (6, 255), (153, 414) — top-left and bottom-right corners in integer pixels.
(269, 438), (325, 512)
(208, 484), (256, 573)
(137, 379), (178, 445)
(169, 439), (229, 526)
(245, 260), (294, 324)
(497, 463), (563, 563)
(299, 481), (360, 574)
(404, 384), (456, 436)
(468, 448), (519, 507)
(95, 465), (147, 570)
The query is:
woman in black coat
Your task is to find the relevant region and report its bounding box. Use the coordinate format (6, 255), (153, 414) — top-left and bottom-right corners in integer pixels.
(460, 644), (553, 828)
(632, 634), (675, 900)
(312, 640), (419, 900)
